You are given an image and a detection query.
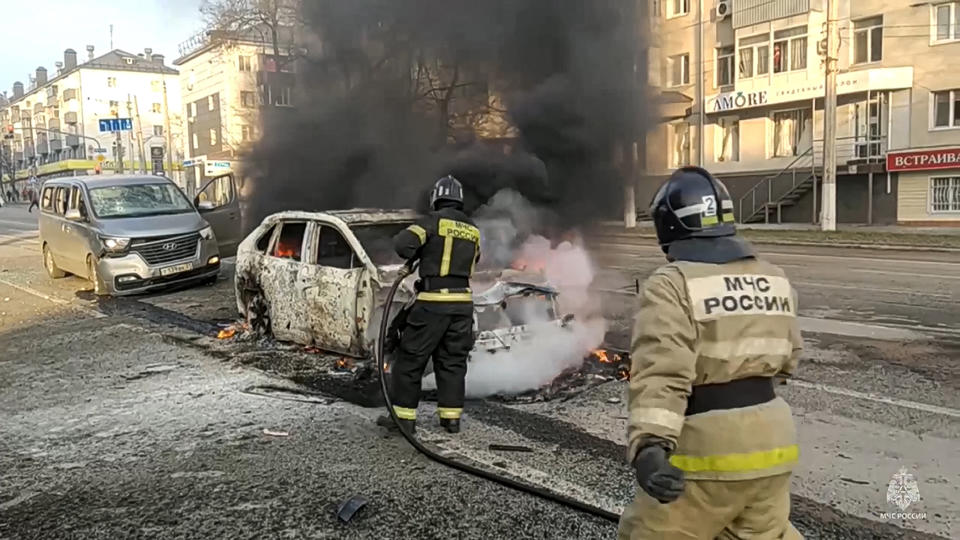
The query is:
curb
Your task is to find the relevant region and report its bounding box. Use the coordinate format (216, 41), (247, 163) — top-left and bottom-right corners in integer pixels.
(590, 232), (960, 254)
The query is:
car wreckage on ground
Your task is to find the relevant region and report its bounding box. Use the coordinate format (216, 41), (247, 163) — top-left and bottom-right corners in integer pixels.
(235, 209), (570, 360)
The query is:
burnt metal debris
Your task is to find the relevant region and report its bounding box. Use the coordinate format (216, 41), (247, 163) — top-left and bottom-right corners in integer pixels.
(336, 495), (369, 523)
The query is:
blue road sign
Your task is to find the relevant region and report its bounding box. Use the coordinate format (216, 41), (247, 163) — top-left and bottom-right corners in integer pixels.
(98, 118), (133, 132)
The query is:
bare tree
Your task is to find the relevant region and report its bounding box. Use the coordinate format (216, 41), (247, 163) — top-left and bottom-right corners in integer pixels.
(200, 0), (300, 66)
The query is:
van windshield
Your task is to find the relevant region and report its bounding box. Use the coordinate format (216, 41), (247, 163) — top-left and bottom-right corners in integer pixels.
(89, 183), (194, 219)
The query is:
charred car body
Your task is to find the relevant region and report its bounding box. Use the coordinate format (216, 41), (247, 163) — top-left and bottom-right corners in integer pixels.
(235, 209), (568, 359)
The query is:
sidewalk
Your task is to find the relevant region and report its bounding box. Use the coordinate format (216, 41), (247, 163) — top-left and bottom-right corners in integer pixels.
(592, 221), (960, 251)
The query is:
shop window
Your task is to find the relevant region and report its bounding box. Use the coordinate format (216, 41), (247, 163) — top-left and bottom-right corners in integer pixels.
(930, 177), (960, 212)
(853, 16), (883, 64)
(716, 117), (740, 162)
(670, 122), (691, 167)
(272, 222), (306, 261)
(773, 109), (812, 157)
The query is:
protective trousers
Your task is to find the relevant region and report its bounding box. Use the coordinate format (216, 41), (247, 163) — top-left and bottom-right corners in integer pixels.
(618, 472), (803, 540)
(390, 302), (474, 422)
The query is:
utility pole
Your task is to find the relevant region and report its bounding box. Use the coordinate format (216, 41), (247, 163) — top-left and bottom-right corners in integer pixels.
(697, 0), (705, 166)
(133, 95), (146, 173)
(821, 0), (839, 231)
(114, 108), (124, 173)
(162, 78), (174, 181)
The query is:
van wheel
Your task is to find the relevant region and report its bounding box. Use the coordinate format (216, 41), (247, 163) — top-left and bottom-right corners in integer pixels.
(86, 255), (106, 296)
(43, 244), (66, 279)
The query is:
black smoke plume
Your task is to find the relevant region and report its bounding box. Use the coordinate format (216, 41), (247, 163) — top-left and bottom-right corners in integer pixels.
(243, 0), (646, 231)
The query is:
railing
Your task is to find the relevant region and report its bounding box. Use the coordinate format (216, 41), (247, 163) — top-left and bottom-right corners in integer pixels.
(737, 135), (887, 223)
(738, 146), (816, 224)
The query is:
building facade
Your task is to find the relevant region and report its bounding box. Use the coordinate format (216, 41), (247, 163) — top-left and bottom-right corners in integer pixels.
(0, 47), (184, 190)
(644, 0), (960, 225)
(174, 30), (296, 196)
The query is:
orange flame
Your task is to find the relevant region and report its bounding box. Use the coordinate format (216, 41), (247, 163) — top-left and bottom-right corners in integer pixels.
(217, 328), (237, 339)
(592, 349), (619, 364)
(335, 358), (354, 370)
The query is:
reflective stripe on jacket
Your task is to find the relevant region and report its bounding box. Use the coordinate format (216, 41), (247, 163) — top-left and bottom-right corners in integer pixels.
(627, 257), (803, 481)
(394, 207), (480, 304)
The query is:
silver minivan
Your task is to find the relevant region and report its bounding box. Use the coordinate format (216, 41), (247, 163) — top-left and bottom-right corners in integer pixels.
(38, 174), (241, 296)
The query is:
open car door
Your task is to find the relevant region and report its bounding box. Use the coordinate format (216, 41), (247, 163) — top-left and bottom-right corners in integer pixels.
(195, 173), (241, 258)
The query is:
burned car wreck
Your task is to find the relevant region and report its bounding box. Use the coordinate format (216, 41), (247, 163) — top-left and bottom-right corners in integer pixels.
(234, 210), (569, 361)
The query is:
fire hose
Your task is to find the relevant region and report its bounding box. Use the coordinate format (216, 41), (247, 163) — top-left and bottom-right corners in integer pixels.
(376, 265), (621, 524)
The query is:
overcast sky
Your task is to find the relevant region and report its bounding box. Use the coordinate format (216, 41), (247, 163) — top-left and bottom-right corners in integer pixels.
(1, 0), (203, 92)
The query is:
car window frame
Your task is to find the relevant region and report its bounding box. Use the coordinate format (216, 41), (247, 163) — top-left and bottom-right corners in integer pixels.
(311, 222), (358, 269)
(267, 220), (309, 263)
(41, 186), (55, 212)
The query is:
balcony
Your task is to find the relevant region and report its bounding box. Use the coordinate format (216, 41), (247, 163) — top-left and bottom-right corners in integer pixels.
(37, 141), (49, 155)
(13, 151), (23, 162)
(64, 111), (78, 124)
(50, 139), (63, 152)
(734, 0), (811, 29)
(48, 118), (60, 131)
(46, 95), (58, 107)
(33, 103), (44, 114)
(23, 146), (35, 159)
(66, 134), (80, 147)
(63, 88), (78, 101)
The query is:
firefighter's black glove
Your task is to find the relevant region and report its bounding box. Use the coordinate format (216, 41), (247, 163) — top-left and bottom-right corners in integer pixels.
(632, 443), (685, 504)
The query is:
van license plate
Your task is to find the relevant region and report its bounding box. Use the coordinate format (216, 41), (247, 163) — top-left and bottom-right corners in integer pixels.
(160, 262), (193, 276)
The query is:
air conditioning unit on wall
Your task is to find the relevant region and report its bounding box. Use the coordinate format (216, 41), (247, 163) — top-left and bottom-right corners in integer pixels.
(716, 0), (731, 21)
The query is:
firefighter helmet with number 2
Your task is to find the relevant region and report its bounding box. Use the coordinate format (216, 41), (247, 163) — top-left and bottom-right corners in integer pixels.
(651, 166), (737, 250)
(430, 175), (464, 210)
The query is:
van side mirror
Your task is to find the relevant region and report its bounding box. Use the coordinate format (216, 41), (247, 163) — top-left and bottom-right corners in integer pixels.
(196, 200), (214, 211)
(64, 208), (83, 221)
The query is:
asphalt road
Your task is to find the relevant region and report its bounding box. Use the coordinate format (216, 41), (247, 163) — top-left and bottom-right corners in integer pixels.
(1, 207), (957, 539)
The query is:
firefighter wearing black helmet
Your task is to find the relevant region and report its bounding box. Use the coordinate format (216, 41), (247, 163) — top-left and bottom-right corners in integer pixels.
(619, 167), (804, 539)
(379, 175), (480, 435)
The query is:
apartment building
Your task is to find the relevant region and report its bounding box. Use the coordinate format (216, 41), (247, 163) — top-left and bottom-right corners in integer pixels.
(174, 29), (296, 195)
(0, 47), (183, 187)
(645, 0), (960, 225)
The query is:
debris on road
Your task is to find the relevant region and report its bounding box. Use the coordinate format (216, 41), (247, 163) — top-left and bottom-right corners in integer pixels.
(336, 495), (368, 523)
(263, 428), (290, 437)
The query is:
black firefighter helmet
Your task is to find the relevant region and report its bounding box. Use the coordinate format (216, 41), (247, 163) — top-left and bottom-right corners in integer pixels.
(430, 174), (464, 210)
(651, 166), (737, 250)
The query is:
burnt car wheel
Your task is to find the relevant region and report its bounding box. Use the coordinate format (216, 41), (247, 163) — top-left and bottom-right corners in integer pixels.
(43, 244), (66, 279)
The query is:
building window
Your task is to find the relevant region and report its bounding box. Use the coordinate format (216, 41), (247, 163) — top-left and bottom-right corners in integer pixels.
(275, 86), (292, 107)
(151, 103), (162, 113)
(208, 95), (216, 111)
(739, 34), (770, 79)
(853, 16), (883, 64)
(107, 77), (117, 88)
(189, 102), (197, 118)
(716, 117), (740, 162)
(668, 0), (690, 17)
(716, 47), (734, 87)
(668, 53), (690, 87)
(209, 128), (218, 146)
(773, 26), (807, 73)
(932, 89), (960, 128)
(241, 125), (253, 141)
(931, 177), (960, 212)
(670, 122), (691, 167)
(934, 2), (960, 42)
(241, 91), (257, 108)
(773, 109), (813, 157)
(153, 125), (164, 136)
(192, 133), (198, 150)
(239, 55), (253, 72)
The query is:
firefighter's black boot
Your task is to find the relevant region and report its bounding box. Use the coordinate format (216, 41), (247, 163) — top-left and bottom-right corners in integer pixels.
(439, 418), (460, 434)
(376, 414), (416, 435)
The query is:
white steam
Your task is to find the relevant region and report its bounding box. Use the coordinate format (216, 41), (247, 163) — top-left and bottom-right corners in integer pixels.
(423, 189), (607, 398)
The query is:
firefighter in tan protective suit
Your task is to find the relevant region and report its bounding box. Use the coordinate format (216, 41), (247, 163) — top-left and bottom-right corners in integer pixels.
(619, 167), (804, 540)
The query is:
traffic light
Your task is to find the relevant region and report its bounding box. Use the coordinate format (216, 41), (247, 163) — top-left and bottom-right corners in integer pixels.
(3, 125), (13, 140)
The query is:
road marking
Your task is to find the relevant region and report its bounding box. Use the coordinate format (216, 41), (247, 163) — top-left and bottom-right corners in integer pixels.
(789, 380), (960, 419)
(792, 280), (951, 299)
(0, 277), (103, 318)
(851, 268), (960, 281)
